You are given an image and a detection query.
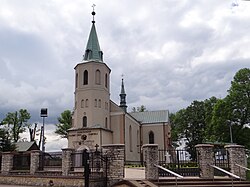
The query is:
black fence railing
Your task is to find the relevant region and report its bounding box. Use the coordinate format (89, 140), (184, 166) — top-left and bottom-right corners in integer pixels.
(70, 149), (108, 186)
(158, 149), (199, 177)
(214, 148), (230, 176)
(43, 152), (62, 167)
(13, 153), (30, 170)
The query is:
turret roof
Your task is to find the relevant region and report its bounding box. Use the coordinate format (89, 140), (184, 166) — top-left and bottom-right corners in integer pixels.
(83, 10), (103, 62)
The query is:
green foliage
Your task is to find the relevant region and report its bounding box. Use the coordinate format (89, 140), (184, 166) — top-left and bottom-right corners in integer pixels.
(0, 128), (15, 152)
(55, 110), (72, 138)
(2, 109), (31, 142)
(132, 105), (147, 112)
(228, 68), (250, 126)
(171, 100), (208, 159)
(171, 68), (250, 152)
(209, 68), (250, 148)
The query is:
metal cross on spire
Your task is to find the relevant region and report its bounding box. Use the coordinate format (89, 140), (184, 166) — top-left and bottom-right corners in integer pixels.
(92, 4), (96, 23)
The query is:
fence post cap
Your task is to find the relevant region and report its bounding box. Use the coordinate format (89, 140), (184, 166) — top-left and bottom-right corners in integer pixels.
(225, 144), (245, 149)
(195, 144), (214, 148)
(142, 144), (158, 148)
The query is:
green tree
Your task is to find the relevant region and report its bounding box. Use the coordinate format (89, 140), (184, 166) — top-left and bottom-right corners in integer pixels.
(204, 96), (219, 141)
(0, 127), (15, 151)
(132, 105), (147, 112)
(228, 68), (250, 127)
(172, 101), (207, 159)
(2, 109), (31, 142)
(211, 68), (250, 148)
(55, 110), (72, 138)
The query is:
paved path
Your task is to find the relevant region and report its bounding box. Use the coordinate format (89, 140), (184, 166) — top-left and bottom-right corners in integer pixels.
(0, 168), (145, 186)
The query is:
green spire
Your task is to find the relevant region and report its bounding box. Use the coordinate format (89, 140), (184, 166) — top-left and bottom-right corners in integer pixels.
(83, 9), (103, 62)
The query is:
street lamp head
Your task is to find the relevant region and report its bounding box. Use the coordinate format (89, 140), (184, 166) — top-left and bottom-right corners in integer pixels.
(40, 108), (48, 117)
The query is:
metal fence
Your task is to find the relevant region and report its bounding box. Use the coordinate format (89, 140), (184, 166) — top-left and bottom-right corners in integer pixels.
(43, 152), (62, 167)
(13, 153), (30, 170)
(158, 149), (199, 177)
(71, 149), (108, 187)
(214, 148), (230, 176)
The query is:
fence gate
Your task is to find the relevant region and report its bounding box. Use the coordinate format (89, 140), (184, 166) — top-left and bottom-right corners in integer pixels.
(83, 149), (108, 187)
(214, 147), (230, 176)
(158, 149), (199, 177)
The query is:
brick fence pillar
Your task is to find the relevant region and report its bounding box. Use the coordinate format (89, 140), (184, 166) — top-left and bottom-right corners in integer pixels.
(195, 144), (214, 179)
(225, 144), (247, 179)
(1, 152), (13, 175)
(102, 144), (125, 186)
(142, 144), (158, 180)
(62, 148), (74, 176)
(30, 150), (40, 174)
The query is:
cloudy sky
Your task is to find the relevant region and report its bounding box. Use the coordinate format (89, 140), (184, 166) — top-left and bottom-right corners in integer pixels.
(0, 0), (249, 151)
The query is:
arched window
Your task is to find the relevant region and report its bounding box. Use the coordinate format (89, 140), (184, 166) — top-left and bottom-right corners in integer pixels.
(149, 131), (154, 144)
(85, 99), (89, 108)
(75, 73), (78, 88)
(95, 70), (101, 85)
(105, 74), (108, 88)
(81, 99), (84, 108)
(83, 116), (87, 127)
(83, 70), (88, 85)
(129, 125), (132, 152)
(94, 99), (97, 107)
(98, 99), (101, 108)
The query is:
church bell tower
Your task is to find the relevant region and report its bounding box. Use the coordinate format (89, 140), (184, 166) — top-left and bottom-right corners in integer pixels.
(68, 7), (111, 149)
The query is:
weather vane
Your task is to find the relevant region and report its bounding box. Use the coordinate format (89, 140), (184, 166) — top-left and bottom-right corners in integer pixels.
(92, 4), (96, 23)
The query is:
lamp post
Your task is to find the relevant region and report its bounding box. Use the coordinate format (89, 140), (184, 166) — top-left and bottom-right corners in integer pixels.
(40, 108), (48, 170)
(40, 108), (48, 153)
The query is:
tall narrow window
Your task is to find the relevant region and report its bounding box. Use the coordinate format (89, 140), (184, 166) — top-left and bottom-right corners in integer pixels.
(95, 70), (101, 85)
(98, 99), (101, 108)
(105, 74), (108, 88)
(94, 99), (97, 107)
(75, 73), (78, 88)
(137, 130), (140, 153)
(85, 99), (89, 108)
(81, 99), (84, 108)
(105, 117), (108, 128)
(149, 131), (154, 144)
(83, 116), (87, 127)
(129, 126), (132, 152)
(83, 70), (88, 85)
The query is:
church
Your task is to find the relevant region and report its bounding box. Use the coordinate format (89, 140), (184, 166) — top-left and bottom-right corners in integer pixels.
(68, 10), (172, 163)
